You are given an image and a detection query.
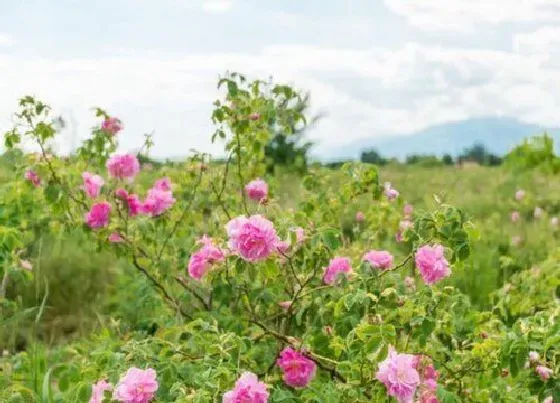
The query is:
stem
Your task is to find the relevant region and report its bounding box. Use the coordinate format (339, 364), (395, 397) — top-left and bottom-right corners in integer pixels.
(235, 132), (249, 215)
(174, 275), (211, 311)
(132, 255), (192, 319)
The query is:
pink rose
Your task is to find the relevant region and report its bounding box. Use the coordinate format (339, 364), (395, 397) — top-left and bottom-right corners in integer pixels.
(85, 202), (111, 229)
(403, 204), (413, 218)
(187, 236), (225, 280)
(376, 346), (420, 402)
(108, 232), (124, 243)
(106, 154), (140, 181)
(511, 211), (520, 223)
(415, 244), (451, 285)
(226, 215), (279, 262)
(126, 194), (143, 216)
(278, 301), (292, 310)
(323, 257), (352, 285)
(101, 117), (123, 136)
(396, 220), (413, 243)
(294, 227), (305, 244)
(153, 177), (171, 191)
(82, 172), (105, 199)
(356, 211), (365, 222)
(89, 379), (112, 403)
(536, 365), (553, 382)
(384, 182), (399, 201)
(113, 367), (158, 403)
(24, 169), (41, 187)
(141, 180), (175, 217)
(277, 347), (316, 388)
(362, 250), (394, 270)
(529, 351), (540, 363)
(223, 372), (268, 403)
(115, 188), (129, 200)
(245, 179), (268, 202)
(515, 189), (525, 201)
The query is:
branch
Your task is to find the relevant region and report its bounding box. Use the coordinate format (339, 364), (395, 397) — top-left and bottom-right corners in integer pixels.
(132, 255), (192, 319)
(174, 275), (211, 311)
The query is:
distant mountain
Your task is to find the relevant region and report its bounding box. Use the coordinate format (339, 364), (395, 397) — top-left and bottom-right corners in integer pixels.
(329, 117), (560, 161)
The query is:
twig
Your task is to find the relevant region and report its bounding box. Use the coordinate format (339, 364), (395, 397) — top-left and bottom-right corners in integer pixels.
(174, 275), (211, 311)
(132, 255), (192, 319)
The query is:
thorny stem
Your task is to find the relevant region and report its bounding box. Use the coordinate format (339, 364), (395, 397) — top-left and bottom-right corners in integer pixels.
(132, 254), (192, 319)
(235, 132), (249, 215)
(174, 275), (211, 311)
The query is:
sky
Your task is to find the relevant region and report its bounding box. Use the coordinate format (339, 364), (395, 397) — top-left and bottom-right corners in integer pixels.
(1, 0), (560, 158)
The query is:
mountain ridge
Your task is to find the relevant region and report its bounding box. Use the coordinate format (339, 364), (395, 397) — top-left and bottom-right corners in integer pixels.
(326, 117), (560, 161)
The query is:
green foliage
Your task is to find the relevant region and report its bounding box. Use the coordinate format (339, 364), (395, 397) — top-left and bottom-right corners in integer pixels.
(504, 133), (560, 174)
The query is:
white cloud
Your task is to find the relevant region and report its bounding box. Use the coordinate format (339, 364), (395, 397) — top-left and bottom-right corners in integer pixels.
(2, 41), (560, 158)
(202, 0), (233, 13)
(0, 33), (14, 47)
(384, 0), (560, 30)
(514, 27), (560, 55)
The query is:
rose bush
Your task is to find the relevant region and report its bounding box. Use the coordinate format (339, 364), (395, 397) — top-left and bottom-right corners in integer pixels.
(0, 75), (558, 402)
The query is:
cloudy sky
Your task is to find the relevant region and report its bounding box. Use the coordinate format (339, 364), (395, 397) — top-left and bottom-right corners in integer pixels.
(1, 0), (559, 158)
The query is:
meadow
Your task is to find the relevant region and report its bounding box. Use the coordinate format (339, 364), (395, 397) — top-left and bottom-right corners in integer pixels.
(0, 75), (559, 402)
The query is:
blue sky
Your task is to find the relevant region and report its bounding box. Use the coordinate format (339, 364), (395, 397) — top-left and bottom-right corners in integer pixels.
(1, 0), (560, 158)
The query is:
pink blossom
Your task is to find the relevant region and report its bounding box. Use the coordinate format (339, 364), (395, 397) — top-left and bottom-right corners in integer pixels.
(188, 236), (225, 280)
(223, 372), (268, 403)
(363, 250), (394, 270)
(89, 379), (112, 403)
(85, 202), (111, 229)
(323, 257), (352, 285)
(113, 367), (158, 403)
(126, 194), (143, 216)
(384, 182), (399, 201)
(82, 172), (105, 198)
(142, 188), (175, 217)
(106, 154), (140, 181)
(529, 351), (540, 363)
(248, 113), (261, 121)
(511, 211), (520, 223)
(245, 179), (268, 202)
(275, 240), (290, 255)
(404, 276), (415, 291)
(276, 347), (316, 388)
(24, 169), (41, 187)
(294, 227), (305, 244)
(115, 188), (129, 200)
(396, 220), (413, 242)
(376, 346), (420, 402)
(19, 259), (33, 271)
(356, 211), (365, 222)
(278, 301), (292, 310)
(534, 207), (543, 219)
(536, 366), (553, 381)
(515, 189), (526, 201)
(226, 215), (279, 262)
(415, 245), (451, 285)
(109, 232), (124, 243)
(543, 397), (553, 403)
(403, 204), (413, 218)
(101, 117), (123, 136)
(153, 177), (171, 191)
